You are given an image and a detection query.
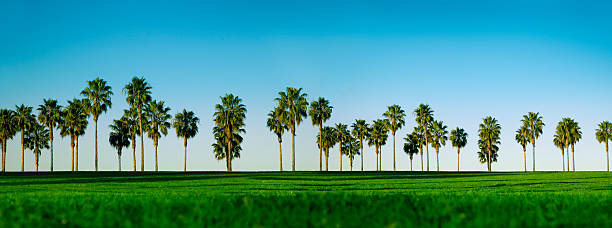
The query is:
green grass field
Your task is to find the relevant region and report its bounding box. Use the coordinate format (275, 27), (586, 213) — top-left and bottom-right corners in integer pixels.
(0, 171), (611, 227)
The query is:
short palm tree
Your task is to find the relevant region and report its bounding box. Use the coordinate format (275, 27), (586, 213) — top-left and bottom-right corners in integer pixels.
(412, 126), (427, 171)
(214, 94), (247, 171)
(0, 109), (17, 172)
(553, 129), (566, 171)
(569, 119), (582, 171)
(383, 104), (406, 171)
(24, 121), (49, 172)
(73, 100), (88, 171)
(317, 126), (336, 171)
(515, 125), (529, 172)
(173, 109), (199, 172)
(595, 121), (612, 171)
(145, 100), (172, 172)
(334, 123), (349, 171)
(430, 120), (448, 171)
(37, 99), (63, 172)
(81, 77), (112, 171)
(109, 118), (130, 171)
(343, 135), (360, 171)
(122, 108), (139, 171)
(559, 118), (572, 172)
(403, 131), (419, 171)
(351, 119), (369, 171)
(368, 119), (389, 171)
(266, 106), (287, 171)
(276, 87), (308, 171)
(60, 99), (88, 171)
(522, 112), (544, 172)
(123, 77), (152, 171)
(14, 105), (35, 172)
(414, 104), (434, 171)
(309, 97), (332, 171)
(450, 127), (468, 171)
(212, 125), (244, 164)
(478, 116), (501, 172)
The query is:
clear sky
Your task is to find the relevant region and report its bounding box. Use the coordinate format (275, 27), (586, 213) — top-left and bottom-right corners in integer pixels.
(1, 0), (611, 172)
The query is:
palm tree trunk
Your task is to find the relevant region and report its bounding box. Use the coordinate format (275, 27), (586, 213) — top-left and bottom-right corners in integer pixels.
(561, 147), (565, 171)
(457, 147), (460, 172)
(132, 135), (136, 171)
(184, 138), (188, 172)
(278, 137), (282, 171)
(410, 158), (413, 171)
(319, 124), (322, 171)
(118, 150), (122, 171)
(292, 129), (295, 172)
(393, 132), (396, 171)
(94, 117), (98, 172)
(532, 142), (536, 172)
(76, 136), (79, 171)
(325, 148), (329, 171)
(50, 126), (54, 172)
(566, 146), (570, 172)
(339, 139), (342, 171)
(1, 140), (4, 172)
(35, 148), (39, 172)
(572, 143), (576, 172)
(425, 126), (429, 171)
(71, 136), (75, 172)
(138, 109), (144, 172)
(379, 147), (382, 171)
(435, 147), (439, 172)
(375, 146), (379, 171)
(360, 139), (363, 172)
(606, 141), (609, 172)
(154, 140), (159, 172)
(420, 145), (423, 171)
(350, 156), (353, 171)
(487, 149), (491, 172)
(21, 129), (24, 172)
(523, 147), (527, 172)
(226, 135), (232, 172)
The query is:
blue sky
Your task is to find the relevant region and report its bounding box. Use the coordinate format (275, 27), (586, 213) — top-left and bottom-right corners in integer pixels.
(1, 0), (611, 171)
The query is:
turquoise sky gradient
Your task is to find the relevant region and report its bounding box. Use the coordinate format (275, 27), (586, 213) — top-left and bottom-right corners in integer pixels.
(1, 1), (611, 171)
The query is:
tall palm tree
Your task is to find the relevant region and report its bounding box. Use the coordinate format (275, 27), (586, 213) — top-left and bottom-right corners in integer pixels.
(266, 106), (287, 171)
(334, 123), (349, 171)
(123, 77), (152, 171)
(515, 125), (529, 172)
(173, 109), (199, 172)
(553, 129), (566, 171)
(0, 109), (17, 172)
(145, 100), (172, 172)
(317, 126), (336, 171)
(214, 94), (247, 171)
(37, 99), (63, 172)
(430, 120), (448, 171)
(309, 97), (332, 171)
(559, 118), (572, 172)
(478, 116), (501, 172)
(368, 119), (389, 171)
(569, 119), (582, 172)
(14, 105), (35, 172)
(595, 121), (612, 171)
(522, 112), (544, 172)
(24, 121), (49, 172)
(414, 104), (434, 171)
(351, 119), (369, 172)
(383, 104), (406, 171)
(276, 87), (308, 171)
(403, 131), (419, 171)
(122, 108), (139, 171)
(109, 118), (130, 171)
(81, 77), (113, 171)
(343, 135), (360, 171)
(60, 99), (88, 172)
(450, 127), (468, 171)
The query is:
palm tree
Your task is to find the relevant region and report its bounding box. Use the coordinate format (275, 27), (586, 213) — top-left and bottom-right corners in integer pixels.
(317, 126), (336, 171)
(123, 77), (152, 171)
(24, 121), (49, 172)
(553, 129), (566, 171)
(559, 118), (572, 172)
(37, 99), (63, 172)
(343, 135), (360, 171)
(145, 100), (172, 172)
(334, 123), (349, 171)
(60, 99), (88, 171)
(522, 112), (544, 172)
(351, 119), (369, 172)
(122, 108), (139, 171)
(368, 119), (389, 171)
(81, 77), (113, 171)
(569, 119), (582, 171)
(403, 131), (419, 171)
(109, 118), (130, 171)
(214, 94), (247, 171)
(476, 139), (499, 169)
(450, 127), (468, 171)
(383, 104), (406, 171)
(515, 125), (529, 172)
(14, 105), (35, 172)
(0, 109), (16, 172)
(595, 121), (612, 171)
(430, 120), (448, 171)
(309, 97), (332, 171)
(414, 104), (434, 171)
(478, 116), (501, 172)
(412, 126), (427, 171)
(73, 100), (89, 172)
(266, 106), (287, 171)
(276, 87), (308, 171)
(212, 126), (244, 166)
(173, 109), (199, 172)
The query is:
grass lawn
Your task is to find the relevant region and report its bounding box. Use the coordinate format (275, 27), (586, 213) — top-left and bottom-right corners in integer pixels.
(0, 171), (610, 227)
